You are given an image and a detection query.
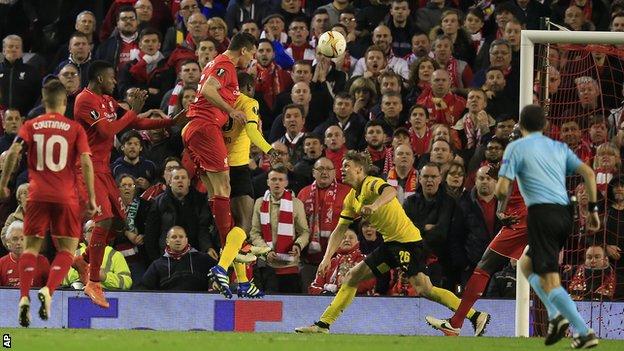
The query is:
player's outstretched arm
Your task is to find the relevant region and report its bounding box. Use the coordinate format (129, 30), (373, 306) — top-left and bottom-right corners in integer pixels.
(80, 153), (98, 217)
(0, 141), (22, 198)
(245, 122), (272, 154)
(318, 223), (349, 276)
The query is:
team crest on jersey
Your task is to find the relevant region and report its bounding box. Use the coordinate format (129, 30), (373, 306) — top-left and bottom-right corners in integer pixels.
(216, 68), (226, 77)
(90, 110), (100, 120)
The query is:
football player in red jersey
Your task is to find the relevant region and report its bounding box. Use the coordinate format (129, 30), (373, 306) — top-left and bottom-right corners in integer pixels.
(426, 128), (529, 337)
(0, 80), (97, 327)
(181, 32), (257, 298)
(74, 60), (185, 308)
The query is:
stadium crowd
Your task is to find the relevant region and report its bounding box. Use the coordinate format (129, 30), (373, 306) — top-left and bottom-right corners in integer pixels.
(0, 0), (623, 301)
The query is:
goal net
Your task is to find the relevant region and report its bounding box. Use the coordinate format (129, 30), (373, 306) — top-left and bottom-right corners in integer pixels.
(521, 27), (624, 339)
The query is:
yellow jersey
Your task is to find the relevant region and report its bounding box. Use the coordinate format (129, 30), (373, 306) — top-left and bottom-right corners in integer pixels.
(338, 176), (422, 243)
(224, 93), (271, 166)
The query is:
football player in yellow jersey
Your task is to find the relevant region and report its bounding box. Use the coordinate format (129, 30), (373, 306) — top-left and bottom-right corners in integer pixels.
(295, 151), (485, 333)
(222, 72), (277, 298)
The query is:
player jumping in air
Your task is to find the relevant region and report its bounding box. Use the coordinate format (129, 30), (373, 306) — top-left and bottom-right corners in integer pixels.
(295, 151), (488, 334)
(0, 80), (97, 327)
(181, 33), (257, 298)
(74, 60), (183, 308)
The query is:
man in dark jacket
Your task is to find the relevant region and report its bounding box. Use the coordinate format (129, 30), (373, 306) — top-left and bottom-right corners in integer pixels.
(144, 167), (219, 262)
(313, 92), (367, 151)
(95, 6), (140, 74)
(54, 32), (93, 88)
(403, 162), (462, 290)
(0, 35), (40, 115)
(139, 226), (216, 290)
(456, 165), (502, 284)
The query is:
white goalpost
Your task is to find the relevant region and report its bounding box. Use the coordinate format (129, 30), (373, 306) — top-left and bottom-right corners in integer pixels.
(516, 29), (624, 337)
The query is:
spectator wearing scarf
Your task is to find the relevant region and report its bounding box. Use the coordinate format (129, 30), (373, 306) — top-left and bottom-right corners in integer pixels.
(297, 157), (351, 289)
(385, 144), (418, 205)
(249, 165), (310, 293)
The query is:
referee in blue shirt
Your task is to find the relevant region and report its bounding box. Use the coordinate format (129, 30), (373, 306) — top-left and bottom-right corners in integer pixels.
(496, 105), (600, 349)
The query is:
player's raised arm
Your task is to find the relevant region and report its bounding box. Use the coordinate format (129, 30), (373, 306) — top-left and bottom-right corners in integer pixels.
(0, 140), (23, 199)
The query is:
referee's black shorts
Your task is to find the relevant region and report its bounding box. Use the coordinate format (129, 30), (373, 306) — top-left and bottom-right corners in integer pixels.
(526, 204), (573, 274)
(229, 165), (254, 198)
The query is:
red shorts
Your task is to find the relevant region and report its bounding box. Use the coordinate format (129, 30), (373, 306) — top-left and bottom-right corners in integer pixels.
(182, 120), (229, 173)
(487, 219), (528, 260)
(24, 201), (82, 239)
(93, 172), (125, 222)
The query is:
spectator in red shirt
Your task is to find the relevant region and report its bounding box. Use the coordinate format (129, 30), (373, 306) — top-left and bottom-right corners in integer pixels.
(298, 157), (350, 290)
(308, 229), (374, 295)
(417, 69), (466, 126)
(407, 104), (432, 160)
(0, 221), (49, 287)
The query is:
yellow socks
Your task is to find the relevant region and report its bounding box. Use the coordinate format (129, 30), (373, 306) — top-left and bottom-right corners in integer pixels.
(233, 262), (249, 283)
(319, 284), (357, 326)
(217, 226), (246, 270)
(427, 286), (476, 319)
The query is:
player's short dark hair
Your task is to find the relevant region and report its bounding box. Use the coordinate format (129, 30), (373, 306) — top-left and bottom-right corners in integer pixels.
(139, 27), (162, 43)
(237, 71), (255, 88)
(344, 150), (371, 175)
(269, 163), (289, 175)
(334, 91), (354, 102)
(283, 103), (305, 117)
(41, 80), (67, 109)
(228, 32), (257, 51)
(303, 132), (323, 144)
(519, 104), (546, 132)
(121, 130), (142, 145)
(116, 5), (137, 22)
(88, 60), (114, 82)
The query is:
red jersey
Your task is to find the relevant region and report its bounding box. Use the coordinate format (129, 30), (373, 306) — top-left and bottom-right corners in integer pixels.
(74, 88), (136, 173)
(0, 253), (49, 287)
(505, 181), (527, 218)
(187, 54), (239, 127)
(18, 113), (91, 204)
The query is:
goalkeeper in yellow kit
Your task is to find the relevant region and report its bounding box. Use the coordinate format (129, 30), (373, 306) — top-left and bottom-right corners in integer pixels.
(222, 71), (277, 298)
(295, 151), (488, 333)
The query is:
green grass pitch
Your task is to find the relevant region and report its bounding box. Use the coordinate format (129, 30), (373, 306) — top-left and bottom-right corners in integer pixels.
(2, 329), (623, 351)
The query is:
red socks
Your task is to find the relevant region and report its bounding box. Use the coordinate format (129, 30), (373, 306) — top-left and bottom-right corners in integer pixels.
(47, 251), (74, 294)
(450, 268), (491, 328)
(18, 252), (38, 298)
(87, 226), (109, 282)
(211, 195), (233, 245)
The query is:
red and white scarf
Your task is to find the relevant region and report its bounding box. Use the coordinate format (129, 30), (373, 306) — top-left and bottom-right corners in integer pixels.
(260, 190), (295, 254)
(446, 57), (461, 89)
(167, 81), (185, 116)
(165, 243), (191, 260)
(386, 167), (418, 200)
(303, 181), (338, 254)
(256, 62), (284, 111)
